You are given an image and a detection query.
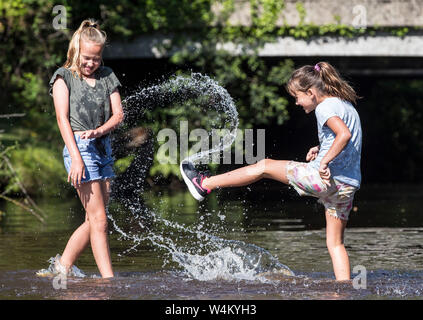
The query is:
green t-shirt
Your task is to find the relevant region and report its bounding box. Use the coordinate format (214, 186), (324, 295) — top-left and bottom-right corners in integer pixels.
(49, 66), (121, 131)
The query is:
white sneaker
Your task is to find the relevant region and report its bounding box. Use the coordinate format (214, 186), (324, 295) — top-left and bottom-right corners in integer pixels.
(36, 254), (86, 278)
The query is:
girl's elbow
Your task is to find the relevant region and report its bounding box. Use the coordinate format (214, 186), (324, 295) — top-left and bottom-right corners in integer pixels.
(113, 111), (124, 127)
(56, 114), (68, 125)
(117, 111), (124, 124)
(343, 131), (352, 143)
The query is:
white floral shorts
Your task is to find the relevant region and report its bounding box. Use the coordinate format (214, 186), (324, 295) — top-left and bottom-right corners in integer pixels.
(286, 161), (357, 220)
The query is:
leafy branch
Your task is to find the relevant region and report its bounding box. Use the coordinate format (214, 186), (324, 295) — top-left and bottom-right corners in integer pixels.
(0, 113), (46, 223)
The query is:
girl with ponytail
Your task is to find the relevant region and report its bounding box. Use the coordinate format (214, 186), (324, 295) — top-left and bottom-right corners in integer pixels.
(44, 19), (124, 278)
(180, 61), (362, 281)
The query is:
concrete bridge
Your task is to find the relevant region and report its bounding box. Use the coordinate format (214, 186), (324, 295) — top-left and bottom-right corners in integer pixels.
(103, 0), (423, 76)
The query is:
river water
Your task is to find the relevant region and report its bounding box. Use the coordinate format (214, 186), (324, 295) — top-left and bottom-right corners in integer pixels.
(0, 183), (422, 300)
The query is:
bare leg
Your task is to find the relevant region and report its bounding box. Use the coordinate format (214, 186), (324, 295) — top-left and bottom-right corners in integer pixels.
(68, 180), (113, 278)
(198, 159), (351, 280)
(202, 159), (290, 190)
(100, 178), (111, 207)
(325, 211), (350, 280)
(60, 180), (113, 277)
(99, 178), (113, 276)
(84, 180), (113, 278)
(60, 215), (90, 272)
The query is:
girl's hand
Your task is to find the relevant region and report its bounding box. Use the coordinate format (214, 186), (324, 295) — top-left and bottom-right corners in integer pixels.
(306, 146), (319, 162)
(319, 162), (331, 187)
(80, 128), (102, 139)
(68, 157), (86, 187)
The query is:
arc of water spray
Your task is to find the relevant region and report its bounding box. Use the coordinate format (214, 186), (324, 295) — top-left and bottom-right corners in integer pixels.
(108, 73), (294, 281)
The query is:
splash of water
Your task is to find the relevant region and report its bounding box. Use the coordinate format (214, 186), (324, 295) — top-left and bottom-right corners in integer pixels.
(36, 254), (86, 278)
(109, 73), (294, 281)
(122, 72), (239, 164)
(108, 202), (294, 281)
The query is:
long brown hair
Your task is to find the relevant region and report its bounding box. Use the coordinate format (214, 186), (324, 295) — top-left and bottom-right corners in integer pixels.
(286, 62), (359, 105)
(63, 19), (107, 78)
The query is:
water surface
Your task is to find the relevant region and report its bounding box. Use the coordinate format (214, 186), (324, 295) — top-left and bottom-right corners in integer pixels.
(0, 184), (422, 300)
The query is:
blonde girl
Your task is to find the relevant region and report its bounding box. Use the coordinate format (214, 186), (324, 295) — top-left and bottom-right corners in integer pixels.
(48, 19), (123, 278)
(181, 62), (362, 281)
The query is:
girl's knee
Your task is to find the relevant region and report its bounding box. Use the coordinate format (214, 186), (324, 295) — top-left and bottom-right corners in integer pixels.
(88, 211), (108, 233)
(326, 238), (344, 252)
(255, 158), (271, 175)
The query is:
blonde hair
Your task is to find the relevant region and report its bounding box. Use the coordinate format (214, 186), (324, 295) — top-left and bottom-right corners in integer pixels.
(63, 19), (107, 78)
(287, 62), (359, 105)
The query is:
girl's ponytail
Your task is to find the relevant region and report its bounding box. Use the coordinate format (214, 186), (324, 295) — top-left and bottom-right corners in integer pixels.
(63, 19), (107, 78)
(287, 61), (359, 105)
(316, 62), (359, 105)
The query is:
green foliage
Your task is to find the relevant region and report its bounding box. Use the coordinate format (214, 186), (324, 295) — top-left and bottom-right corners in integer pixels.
(0, 142), (16, 191)
(150, 163), (180, 179)
(0, 0), (70, 106)
(113, 154), (135, 174)
(391, 27), (409, 37)
(6, 146), (67, 197)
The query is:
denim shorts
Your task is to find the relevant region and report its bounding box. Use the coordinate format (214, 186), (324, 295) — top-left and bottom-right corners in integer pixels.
(286, 161), (357, 220)
(63, 134), (115, 185)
